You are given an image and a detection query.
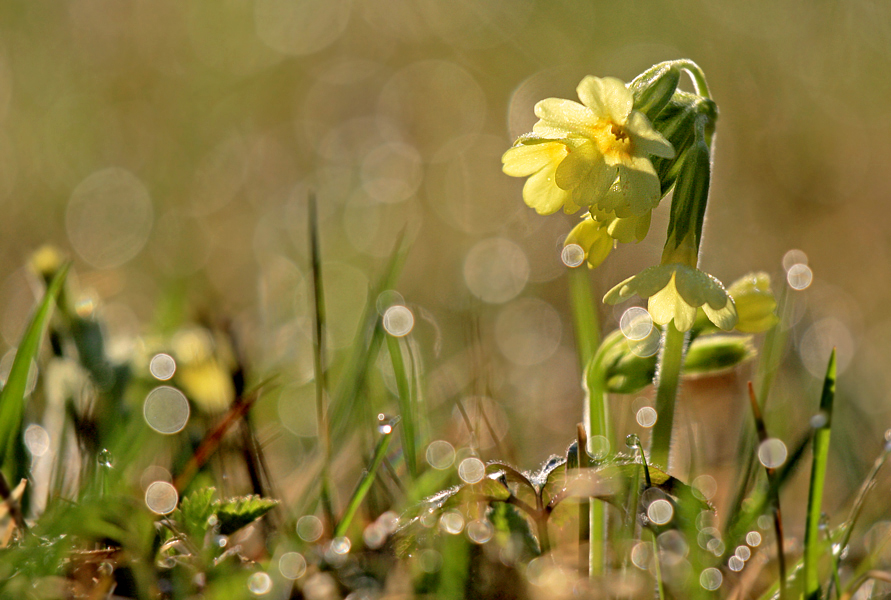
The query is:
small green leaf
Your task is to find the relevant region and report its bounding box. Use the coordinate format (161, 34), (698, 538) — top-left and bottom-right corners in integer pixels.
(213, 495), (279, 535)
(173, 487), (217, 538)
(490, 502), (540, 559)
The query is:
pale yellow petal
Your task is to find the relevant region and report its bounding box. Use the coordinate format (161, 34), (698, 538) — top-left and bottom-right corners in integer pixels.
(648, 275), (697, 331)
(626, 111), (675, 159)
(577, 76), (633, 124)
(702, 300), (738, 331)
(534, 98), (597, 136)
(611, 157), (661, 216)
(674, 266), (728, 309)
(522, 163), (574, 215)
(502, 141), (566, 177)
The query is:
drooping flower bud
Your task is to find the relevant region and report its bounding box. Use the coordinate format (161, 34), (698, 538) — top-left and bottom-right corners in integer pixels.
(630, 62), (681, 120)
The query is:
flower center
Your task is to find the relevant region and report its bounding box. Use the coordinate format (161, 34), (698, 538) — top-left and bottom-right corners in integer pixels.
(593, 121), (632, 162)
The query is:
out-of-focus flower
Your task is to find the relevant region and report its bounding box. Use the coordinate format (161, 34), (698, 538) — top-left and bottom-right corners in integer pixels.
(172, 327), (235, 414)
(503, 76), (674, 218)
(728, 272), (778, 333)
(604, 264), (736, 332)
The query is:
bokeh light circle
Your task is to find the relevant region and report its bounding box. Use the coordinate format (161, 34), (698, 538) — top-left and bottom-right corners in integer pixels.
(144, 386), (190, 434)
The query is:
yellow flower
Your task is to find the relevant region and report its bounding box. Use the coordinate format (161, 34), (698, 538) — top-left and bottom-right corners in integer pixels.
(503, 76), (674, 217)
(565, 210), (652, 268)
(604, 264), (737, 332)
(728, 272), (778, 333)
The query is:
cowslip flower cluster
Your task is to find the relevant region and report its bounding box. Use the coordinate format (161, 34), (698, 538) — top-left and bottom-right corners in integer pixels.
(502, 76), (674, 224)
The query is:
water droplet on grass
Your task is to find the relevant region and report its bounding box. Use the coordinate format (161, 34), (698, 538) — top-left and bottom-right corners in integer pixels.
(786, 263), (813, 290)
(626, 434), (641, 449)
(439, 510), (465, 534)
(647, 499), (674, 525)
(144, 386), (190, 434)
(466, 519), (493, 544)
(758, 438), (788, 468)
(700, 567), (723, 590)
(426, 440), (456, 470)
(383, 305), (414, 337)
(145, 481), (178, 515)
(247, 572), (272, 595)
(297, 515), (323, 542)
(636, 407), (657, 428)
(150, 353), (176, 380)
(97, 449), (114, 468)
(458, 457), (485, 484)
(330, 536), (351, 555)
(279, 552), (306, 580)
(24, 424), (50, 457)
(561, 244), (585, 267)
(621, 307), (653, 341)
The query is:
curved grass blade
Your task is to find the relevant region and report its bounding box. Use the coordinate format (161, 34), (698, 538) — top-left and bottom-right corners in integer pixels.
(0, 263), (69, 477)
(804, 349), (837, 600)
(386, 334), (416, 479)
(333, 419), (398, 539)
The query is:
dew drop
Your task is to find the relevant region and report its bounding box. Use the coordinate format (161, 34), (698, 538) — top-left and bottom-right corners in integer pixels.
(279, 552), (307, 580)
(150, 353), (176, 381)
(786, 263), (813, 290)
(247, 572), (273, 595)
(692, 475), (717, 501)
(746, 531), (762, 547)
(466, 519), (494, 544)
(700, 567), (723, 590)
(647, 499), (674, 525)
(376, 290), (405, 316)
(561, 244), (585, 268)
(97, 449), (114, 469)
(24, 424), (50, 457)
(330, 536), (351, 555)
(636, 407), (658, 428)
(145, 481), (178, 515)
(426, 440), (456, 470)
(439, 510), (465, 534)
(782, 249), (808, 271)
(588, 435), (610, 460)
(626, 434), (642, 449)
(144, 386), (190, 434)
(457, 457), (485, 484)
(758, 438), (788, 468)
(383, 305), (414, 337)
(297, 515), (324, 542)
(620, 307), (653, 341)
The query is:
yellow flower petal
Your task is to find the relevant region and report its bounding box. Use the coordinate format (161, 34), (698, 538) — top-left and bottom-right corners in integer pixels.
(534, 98), (596, 136)
(609, 157), (661, 217)
(576, 76), (633, 124)
(648, 274), (697, 331)
(522, 161), (574, 215)
(502, 140), (565, 177)
(626, 111), (675, 159)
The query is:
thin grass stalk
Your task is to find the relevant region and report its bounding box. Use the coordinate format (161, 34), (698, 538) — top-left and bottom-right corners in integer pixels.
(584, 347), (611, 577)
(386, 334), (417, 479)
(804, 349), (837, 600)
(308, 193), (335, 529)
(748, 381), (787, 600)
(649, 323), (686, 470)
(333, 421), (397, 539)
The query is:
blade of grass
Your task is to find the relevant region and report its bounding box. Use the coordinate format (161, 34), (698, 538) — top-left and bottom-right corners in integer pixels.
(333, 419), (398, 539)
(308, 192), (335, 531)
(747, 381), (787, 600)
(386, 334), (417, 479)
(0, 263), (69, 479)
(804, 349), (837, 600)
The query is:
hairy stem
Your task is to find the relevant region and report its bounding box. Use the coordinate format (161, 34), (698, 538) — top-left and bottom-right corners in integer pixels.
(649, 323), (686, 470)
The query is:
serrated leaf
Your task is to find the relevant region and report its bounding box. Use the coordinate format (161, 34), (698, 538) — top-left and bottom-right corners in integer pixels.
(172, 487), (217, 539)
(213, 495), (279, 535)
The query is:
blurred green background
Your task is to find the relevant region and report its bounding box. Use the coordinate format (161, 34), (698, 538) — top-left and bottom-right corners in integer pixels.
(1, 0), (890, 497)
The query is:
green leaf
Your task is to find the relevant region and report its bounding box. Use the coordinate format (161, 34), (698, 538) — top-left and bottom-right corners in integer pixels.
(173, 487), (217, 539)
(489, 502), (540, 559)
(0, 264), (70, 477)
(213, 495), (279, 536)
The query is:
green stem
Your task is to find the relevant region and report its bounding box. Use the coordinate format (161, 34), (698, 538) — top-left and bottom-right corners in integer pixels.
(585, 357), (608, 577)
(568, 266), (601, 372)
(673, 59), (711, 99)
(649, 323), (686, 470)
